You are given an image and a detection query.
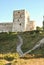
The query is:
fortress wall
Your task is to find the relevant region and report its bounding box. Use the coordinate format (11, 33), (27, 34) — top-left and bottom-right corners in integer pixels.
(0, 23), (12, 32)
(29, 21), (35, 31)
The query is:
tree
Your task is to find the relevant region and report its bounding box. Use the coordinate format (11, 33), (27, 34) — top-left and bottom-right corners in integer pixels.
(36, 26), (42, 31)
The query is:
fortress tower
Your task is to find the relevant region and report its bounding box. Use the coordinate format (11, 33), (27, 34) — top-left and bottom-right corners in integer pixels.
(0, 9), (35, 32)
(12, 10), (30, 32)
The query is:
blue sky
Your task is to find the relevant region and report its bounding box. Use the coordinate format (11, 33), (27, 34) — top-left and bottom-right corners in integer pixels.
(0, 0), (44, 27)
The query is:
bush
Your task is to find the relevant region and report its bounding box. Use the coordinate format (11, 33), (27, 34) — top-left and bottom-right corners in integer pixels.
(0, 60), (6, 65)
(4, 55), (14, 61)
(4, 53), (19, 61)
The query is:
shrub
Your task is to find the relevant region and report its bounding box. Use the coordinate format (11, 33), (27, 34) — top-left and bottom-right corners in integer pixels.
(4, 53), (19, 61)
(4, 55), (14, 61)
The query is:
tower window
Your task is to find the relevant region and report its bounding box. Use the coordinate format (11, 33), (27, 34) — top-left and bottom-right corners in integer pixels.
(19, 23), (21, 26)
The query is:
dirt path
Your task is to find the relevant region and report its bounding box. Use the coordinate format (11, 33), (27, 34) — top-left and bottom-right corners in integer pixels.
(12, 58), (44, 65)
(16, 35), (23, 56)
(16, 35), (44, 57)
(23, 38), (44, 56)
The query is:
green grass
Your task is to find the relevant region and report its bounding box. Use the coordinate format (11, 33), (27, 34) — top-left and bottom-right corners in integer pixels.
(0, 60), (6, 65)
(19, 31), (44, 57)
(18, 32), (44, 52)
(0, 31), (44, 58)
(0, 32), (18, 53)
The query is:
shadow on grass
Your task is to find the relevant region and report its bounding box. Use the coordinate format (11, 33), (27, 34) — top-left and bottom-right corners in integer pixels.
(20, 57), (44, 59)
(20, 54), (44, 59)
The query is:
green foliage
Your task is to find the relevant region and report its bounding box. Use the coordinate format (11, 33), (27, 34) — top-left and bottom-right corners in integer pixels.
(4, 53), (19, 61)
(4, 55), (14, 61)
(20, 31), (44, 56)
(0, 32), (18, 53)
(0, 32), (44, 58)
(0, 60), (6, 65)
(36, 26), (43, 31)
(0, 62), (5, 65)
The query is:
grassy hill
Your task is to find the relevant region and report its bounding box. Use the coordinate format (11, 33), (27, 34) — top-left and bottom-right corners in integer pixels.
(0, 31), (44, 57)
(0, 32), (18, 53)
(20, 31), (44, 57)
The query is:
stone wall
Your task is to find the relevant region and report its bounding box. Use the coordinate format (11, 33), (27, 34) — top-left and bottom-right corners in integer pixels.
(12, 10), (25, 32)
(25, 10), (30, 31)
(0, 23), (12, 32)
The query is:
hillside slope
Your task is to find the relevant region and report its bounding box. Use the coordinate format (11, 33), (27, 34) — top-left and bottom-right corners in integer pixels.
(0, 32), (44, 57)
(20, 32), (44, 57)
(0, 32), (18, 53)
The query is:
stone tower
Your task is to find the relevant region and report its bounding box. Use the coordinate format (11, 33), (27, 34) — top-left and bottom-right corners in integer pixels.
(12, 10), (30, 32)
